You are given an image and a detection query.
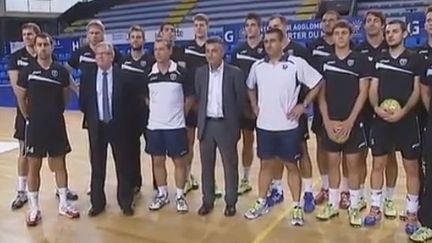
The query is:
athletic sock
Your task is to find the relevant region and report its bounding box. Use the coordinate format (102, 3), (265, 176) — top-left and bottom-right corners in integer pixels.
(371, 189), (383, 209)
(359, 184), (365, 199)
(17, 176), (27, 192)
(243, 166), (251, 181)
(349, 189), (360, 209)
(28, 191), (39, 211)
(157, 186), (168, 197)
(406, 194), (419, 214)
(57, 187), (68, 207)
(302, 178), (313, 193)
(329, 188), (340, 209)
(386, 187), (395, 201)
(321, 175), (329, 190)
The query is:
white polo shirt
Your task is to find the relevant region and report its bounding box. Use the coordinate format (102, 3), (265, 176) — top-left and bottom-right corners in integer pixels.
(247, 54), (322, 131)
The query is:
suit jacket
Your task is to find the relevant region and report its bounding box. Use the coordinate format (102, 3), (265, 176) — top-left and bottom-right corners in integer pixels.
(195, 63), (246, 141)
(79, 64), (124, 141)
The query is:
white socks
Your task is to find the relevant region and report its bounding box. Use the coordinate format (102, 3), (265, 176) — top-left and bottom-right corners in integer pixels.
(386, 187), (395, 200)
(17, 176), (27, 192)
(176, 188), (184, 199)
(243, 166), (251, 181)
(28, 191), (39, 211)
(349, 189), (360, 209)
(406, 194), (419, 214)
(321, 175), (329, 190)
(329, 188), (340, 209)
(157, 186), (168, 197)
(370, 189), (382, 209)
(57, 187), (68, 207)
(302, 178), (313, 193)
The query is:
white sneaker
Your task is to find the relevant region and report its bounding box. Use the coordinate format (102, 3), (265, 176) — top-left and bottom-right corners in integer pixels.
(149, 193), (169, 211)
(26, 209), (42, 227)
(59, 203), (80, 219)
(176, 196), (189, 213)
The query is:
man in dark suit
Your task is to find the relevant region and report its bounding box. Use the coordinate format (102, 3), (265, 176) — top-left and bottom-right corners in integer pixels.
(195, 37), (246, 216)
(79, 41), (134, 217)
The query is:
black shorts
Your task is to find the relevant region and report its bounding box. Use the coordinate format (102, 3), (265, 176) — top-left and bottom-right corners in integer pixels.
(311, 102), (322, 135)
(241, 116), (256, 131)
(370, 114), (421, 160)
(299, 114), (310, 141)
(186, 110), (197, 128)
(13, 108), (25, 140)
(25, 116), (71, 158)
(145, 128), (188, 158)
(322, 122), (368, 154)
(256, 127), (302, 162)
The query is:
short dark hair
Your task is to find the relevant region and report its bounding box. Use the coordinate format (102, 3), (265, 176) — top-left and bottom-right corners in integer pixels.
(265, 28), (284, 41)
(332, 20), (354, 34)
(206, 36), (224, 46)
(22, 22), (41, 34)
(386, 19), (407, 32)
(268, 14), (287, 26)
(193, 13), (209, 25)
(155, 37), (173, 49)
(323, 10), (341, 20)
(364, 10), (386, 25)
(128, 25), (145, 38)
(34, 32), (53, 45)
(159, 22), (175, 33)
(245, 12), (261, 27)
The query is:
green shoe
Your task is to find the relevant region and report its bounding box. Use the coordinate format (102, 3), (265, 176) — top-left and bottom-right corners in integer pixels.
(349, 208), (362, 227)
(410, 227), (432, 242)
(291, 206), (304, 226)
(384, 199), (397, 218)
(184, 180), (193, 195)
(316, 203), (339, 221)
(358, 197), (367, 211)
(238, 179), (252, 195)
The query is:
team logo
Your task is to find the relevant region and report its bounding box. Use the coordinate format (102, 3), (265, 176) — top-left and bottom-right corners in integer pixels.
(347, 59), (354, 67)
(257, 48), (263, 54)
(282, 64), (288, 70)
(399, 58), (407, 66)
(352, 18), (363, 33)
(178, 61), (186, 68)
(140, 61), (147, 67)
(170, 73), (177, 80)
(51, 70), (58, 77)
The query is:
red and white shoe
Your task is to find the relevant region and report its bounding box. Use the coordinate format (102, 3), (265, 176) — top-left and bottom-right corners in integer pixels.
(314, 188), (329, 205)
(339, 191), (351, 210)
(26, 210), (42, 227)
(59, 204), (80, 219)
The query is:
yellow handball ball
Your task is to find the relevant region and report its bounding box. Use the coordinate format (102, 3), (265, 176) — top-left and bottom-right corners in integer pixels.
(380, 98), (401, 113)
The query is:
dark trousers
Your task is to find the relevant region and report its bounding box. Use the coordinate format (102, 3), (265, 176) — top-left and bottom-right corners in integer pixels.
(199, 119), (239, 207)
(128, 130), (142, 189)
(89, 122), (133, 210)
(420, 124), (432, 227)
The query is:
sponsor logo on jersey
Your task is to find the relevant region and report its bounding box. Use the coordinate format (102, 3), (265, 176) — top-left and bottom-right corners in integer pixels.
(170, 73), (177, 80)
(347, 59), (354, 66)
(51, 70), (58, 77)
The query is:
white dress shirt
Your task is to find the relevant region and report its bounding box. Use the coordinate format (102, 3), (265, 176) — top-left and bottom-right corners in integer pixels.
(206, 62), (224, 118)
(96, 66), (113, 121)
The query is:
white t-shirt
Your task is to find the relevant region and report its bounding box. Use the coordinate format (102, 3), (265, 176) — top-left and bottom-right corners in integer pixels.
(247, 55), (322, 131)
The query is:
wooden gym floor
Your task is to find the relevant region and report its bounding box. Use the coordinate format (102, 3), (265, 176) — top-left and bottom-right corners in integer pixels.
(0, 107), (415, 243)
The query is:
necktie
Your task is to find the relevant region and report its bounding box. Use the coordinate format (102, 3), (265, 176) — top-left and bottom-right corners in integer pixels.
(102, 71), (112, 123)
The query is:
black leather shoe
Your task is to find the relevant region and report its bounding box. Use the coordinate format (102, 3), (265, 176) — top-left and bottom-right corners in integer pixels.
(224, 205), (236, 217)
(198, 204), (214, 216)
(88, 207), (105, 217)
(122, 207), (134, 216)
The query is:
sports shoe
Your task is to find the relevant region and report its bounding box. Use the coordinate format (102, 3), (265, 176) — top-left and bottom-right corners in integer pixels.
(358, 197), (367, 211)
(303, 192), (315, 213)
(11, 191), (28, 210)
(384, 199), (397, 218)
(405, 212), (419, 235)
(364, 206), (382, 226)
(244, 199), (269, 220)
(314, 188), (329, 205)
(148, 193), (169, 211)
(59, 203), (80, 219)
(339, 191), (350, 210)
(26, 209), (42, 227)
(184, 180), (194, 195)
(190, 174), (199, 190)
(176, 196), (189, 214)
(291, 206), (304, 226)
(56, 189), (79, 201)
(348, 208), (362, 227)
(316, 203), (339, 220)
(215, 186), (223, 198)
(266, 188), (284, 207)
(238, 178), (252, 195)
(410, 227), (432, 242)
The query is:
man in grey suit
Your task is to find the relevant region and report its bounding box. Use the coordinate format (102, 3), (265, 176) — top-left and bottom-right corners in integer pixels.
(195, 37), (246, 217)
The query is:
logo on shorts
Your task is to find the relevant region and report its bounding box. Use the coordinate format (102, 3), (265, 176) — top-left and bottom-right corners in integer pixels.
(51, 70), (58, 77)
(170, 73), (177, 80)
(399, 58), (408, 66)
(26, 146), (34, 154)
(140, 61), (147, 67)
(347, 59), (355, 66)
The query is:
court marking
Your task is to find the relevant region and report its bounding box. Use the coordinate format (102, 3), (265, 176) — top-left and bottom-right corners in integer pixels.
(252, 181), (319, 243)
(0, 141), (19, 154)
